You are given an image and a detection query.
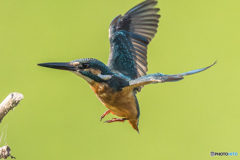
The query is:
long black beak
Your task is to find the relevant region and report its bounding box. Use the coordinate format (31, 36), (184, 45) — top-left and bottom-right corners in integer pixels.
(37, 62), (76, 71)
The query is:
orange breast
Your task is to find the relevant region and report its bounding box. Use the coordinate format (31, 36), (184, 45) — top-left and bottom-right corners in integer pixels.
(89, 81), (138, 119)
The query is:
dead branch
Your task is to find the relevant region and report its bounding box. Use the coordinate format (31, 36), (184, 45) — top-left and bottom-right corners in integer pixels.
(0, 93), (23, 123)
(0, 145), (15, 159)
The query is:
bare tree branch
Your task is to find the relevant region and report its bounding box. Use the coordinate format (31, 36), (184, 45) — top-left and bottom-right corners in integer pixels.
(0, 145), (15, 159)
(0, 93), (24, 123)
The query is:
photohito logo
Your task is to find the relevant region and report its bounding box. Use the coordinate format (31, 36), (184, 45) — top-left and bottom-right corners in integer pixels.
(210, 151), (238, 156)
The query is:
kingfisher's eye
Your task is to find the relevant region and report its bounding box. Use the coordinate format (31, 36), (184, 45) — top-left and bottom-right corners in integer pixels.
(81, 63), (90, 69)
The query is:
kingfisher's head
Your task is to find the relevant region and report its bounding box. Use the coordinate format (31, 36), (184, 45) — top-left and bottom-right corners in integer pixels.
(38, 58), (113, 83)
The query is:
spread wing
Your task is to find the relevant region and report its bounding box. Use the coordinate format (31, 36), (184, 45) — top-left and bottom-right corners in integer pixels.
(123, 61), (217, 90)
(107, 0), (160, 81)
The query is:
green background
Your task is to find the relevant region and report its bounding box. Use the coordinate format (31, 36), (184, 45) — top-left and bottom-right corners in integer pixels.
(0, 0), (239, 159)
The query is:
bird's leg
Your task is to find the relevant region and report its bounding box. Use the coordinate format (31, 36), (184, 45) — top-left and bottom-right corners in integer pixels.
(104, 118), (128, 123)
(100, 109), (111, 121)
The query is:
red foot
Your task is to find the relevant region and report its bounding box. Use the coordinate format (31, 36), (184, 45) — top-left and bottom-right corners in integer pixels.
(104, 118), (128, 123)
(100, 109), (111, 121)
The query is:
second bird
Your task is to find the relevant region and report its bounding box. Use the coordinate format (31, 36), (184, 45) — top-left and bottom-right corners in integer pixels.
(38, 0), (216, 133)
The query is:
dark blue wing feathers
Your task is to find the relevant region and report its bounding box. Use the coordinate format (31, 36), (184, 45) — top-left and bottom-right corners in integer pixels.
(126, 61), (217, 89)
(108, 31), (137, 79)
(121, 30), (148, 43)
(107, 0), (160, 85)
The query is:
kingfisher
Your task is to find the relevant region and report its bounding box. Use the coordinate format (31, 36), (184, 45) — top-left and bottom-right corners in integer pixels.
(38, 0), (216, 133)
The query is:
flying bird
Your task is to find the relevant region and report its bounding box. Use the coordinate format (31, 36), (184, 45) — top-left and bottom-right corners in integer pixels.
(38, 0), (216, 133)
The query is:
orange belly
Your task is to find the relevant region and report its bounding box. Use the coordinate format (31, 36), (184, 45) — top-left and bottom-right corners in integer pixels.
(89, 81), (138, 119)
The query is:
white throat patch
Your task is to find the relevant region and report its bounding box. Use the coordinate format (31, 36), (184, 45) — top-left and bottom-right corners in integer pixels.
(70, 71), (112, 83)
(71, 71), (93, 83)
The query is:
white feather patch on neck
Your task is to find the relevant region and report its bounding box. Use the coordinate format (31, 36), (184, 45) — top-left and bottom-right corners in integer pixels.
(97, 74), (112, 80)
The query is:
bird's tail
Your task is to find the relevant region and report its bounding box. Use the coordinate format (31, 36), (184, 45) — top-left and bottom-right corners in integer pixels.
(128, 119), (140, 134)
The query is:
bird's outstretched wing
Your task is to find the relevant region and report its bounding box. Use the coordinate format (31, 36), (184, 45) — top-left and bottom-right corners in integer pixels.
(123, 61), (217, 90)
(107, 0), (160, 81)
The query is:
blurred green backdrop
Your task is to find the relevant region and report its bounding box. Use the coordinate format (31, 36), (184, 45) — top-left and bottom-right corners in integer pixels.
(0, 0), (239, 159)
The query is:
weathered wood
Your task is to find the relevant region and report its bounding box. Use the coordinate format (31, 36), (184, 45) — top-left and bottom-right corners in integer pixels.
(0, 93), (24, 123)
(0, 145), (15, 159)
